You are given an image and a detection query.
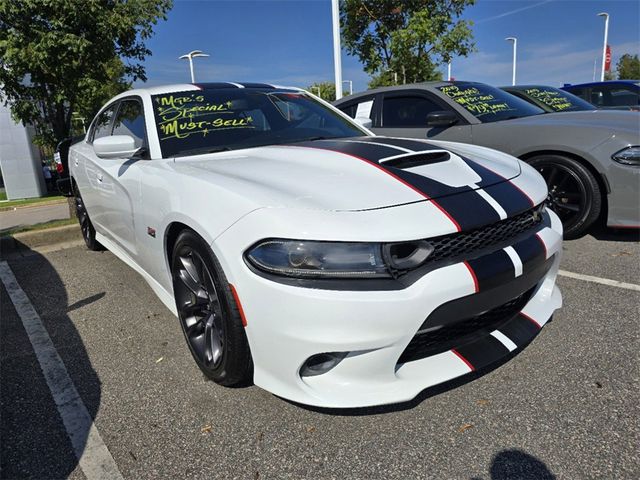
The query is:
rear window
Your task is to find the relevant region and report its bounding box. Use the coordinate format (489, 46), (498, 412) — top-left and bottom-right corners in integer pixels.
(438, 83), (543, 123)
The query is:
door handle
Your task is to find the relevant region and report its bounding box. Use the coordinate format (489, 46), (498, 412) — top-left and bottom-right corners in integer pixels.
(74, 158), (79, 167)
(97, 173), (103, 182)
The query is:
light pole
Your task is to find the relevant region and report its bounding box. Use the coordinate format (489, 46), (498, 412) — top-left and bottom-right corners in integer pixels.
(179, 50), (210, 83)
(331, 0), (343, 99)
(597, 12), (609, 82)
(447, 61), (452, 81)
(342, 80), (353, 95)
(505, 37), (517, 86)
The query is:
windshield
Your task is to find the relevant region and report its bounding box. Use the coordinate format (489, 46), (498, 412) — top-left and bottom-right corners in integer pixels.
(437, 83), (544, 123)
(515, 86), (595, 112)
(151, 89), (365, 157)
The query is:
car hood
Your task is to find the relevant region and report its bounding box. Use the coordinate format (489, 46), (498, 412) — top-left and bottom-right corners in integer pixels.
(172, 137), (522, 211)
(506, 110), (639, 133)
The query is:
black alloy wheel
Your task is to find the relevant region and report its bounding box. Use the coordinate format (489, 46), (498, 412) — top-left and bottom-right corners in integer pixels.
(527, 154), (601, 239)
(171, 230), (252, 386)
(74, 189), (103, 251)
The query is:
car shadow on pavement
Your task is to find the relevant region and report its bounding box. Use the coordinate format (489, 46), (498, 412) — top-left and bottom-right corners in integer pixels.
(472, 448), (556, 480)
(587, 225), (640, 242)
(0, 244), (102, 478)
(288, 332), (544, 416)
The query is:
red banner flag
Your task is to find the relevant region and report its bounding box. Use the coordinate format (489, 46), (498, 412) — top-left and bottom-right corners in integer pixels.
(605, 45), (612, 72)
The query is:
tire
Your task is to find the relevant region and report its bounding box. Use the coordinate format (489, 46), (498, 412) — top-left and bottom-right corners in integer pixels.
(171, 230), (253, 386)
(74, 189), (103, 251)
(527, 154), (602, 239)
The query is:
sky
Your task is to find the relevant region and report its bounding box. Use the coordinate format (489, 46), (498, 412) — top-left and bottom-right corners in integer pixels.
(137, 0), (640, 93)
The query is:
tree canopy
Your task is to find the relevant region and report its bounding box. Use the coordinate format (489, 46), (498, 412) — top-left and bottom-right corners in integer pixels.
(306, 81), (337, 101)
(0, 0), (172, 148)
(616, 54), (640, 80)
(340, 0), (475, 88)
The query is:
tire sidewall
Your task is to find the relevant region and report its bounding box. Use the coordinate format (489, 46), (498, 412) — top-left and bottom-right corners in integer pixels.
(171, 230), (251, 385)
(528, 154), (601, 239)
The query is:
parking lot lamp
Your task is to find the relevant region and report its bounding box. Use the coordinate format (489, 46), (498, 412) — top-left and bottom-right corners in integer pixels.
(597, 13), (609, 82)
(179, 50), (210, 83)
(505, 37), (517, 86)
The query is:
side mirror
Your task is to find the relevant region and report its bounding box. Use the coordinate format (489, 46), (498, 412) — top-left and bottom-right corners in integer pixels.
(93, 135), (140, 159)
(354, 117), (373, 129)
(426, 111), (458, 128)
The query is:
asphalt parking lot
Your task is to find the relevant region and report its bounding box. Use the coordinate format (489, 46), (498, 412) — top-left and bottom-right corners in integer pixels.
(1, 229), (639, 480)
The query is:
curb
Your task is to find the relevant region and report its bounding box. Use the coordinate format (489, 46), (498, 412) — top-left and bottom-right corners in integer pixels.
(1, 224), (82, 258)
(0, 198), (69, 212)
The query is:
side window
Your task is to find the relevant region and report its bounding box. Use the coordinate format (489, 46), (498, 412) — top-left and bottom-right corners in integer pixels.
(338, 97), (374, 120)
(382, 95), (442, 127)
(112, 99), (147, 148)
(609, 87), (639, 106)
(91, 105), (117, 141)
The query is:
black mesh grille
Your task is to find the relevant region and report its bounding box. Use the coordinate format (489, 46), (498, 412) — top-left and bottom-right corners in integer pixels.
(424, 206), (543, 265)
(398, 288), (534, 364)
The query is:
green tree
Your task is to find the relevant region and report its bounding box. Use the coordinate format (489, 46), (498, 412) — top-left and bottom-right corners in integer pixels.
(616, 54), (640, 80)
(0, 0), (172, 148)
(307, 81), (337, 101)
(340, 0), (475, 88)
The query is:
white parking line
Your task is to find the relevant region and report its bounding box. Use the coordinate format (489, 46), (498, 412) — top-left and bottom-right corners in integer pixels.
(558, 269), (640, 292)
(0, 261), (123, 480)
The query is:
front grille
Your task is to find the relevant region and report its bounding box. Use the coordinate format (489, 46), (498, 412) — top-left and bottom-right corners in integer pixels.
(424, 206), (543, 265)
(398, 288), (534, 364)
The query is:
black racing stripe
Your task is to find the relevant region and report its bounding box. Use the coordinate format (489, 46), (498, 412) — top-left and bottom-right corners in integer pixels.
(238, 82), (276, 89)
(391, 168), (467, 198)
(193, 82), (241, 89)
(499, 314), (541, 346)
(431, 190), (503, 231)
(455, 335), (510, 370)
(512, 234), (546, 273)
(482, 181), (535, 217)
(295, 140), (402, 161)
(356, 137), (440, 151)
(464, 158), (535, 214)
(466, 248), (515, 291)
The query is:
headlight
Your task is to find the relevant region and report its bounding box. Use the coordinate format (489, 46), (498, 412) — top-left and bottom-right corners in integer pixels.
(246, 240), (389, 278)
(245, 239), (434, 279)
(612, 146), (640, 166)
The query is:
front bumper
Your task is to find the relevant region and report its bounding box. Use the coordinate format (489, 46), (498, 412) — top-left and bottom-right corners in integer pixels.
(214, 207), (563, 408)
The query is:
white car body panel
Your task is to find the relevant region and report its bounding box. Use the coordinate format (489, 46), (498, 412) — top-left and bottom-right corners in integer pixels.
(69, 83), (563, 408)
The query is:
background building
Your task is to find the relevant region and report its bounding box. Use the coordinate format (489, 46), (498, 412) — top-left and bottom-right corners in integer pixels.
(0, 96), (46, 200)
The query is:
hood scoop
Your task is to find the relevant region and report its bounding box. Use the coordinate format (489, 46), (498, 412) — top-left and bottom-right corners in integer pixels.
(380, 151), (451, 169)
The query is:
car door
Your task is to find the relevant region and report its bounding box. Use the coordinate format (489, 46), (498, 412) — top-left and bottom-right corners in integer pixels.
(372, 90), (472, 142)
(85, 98), (148, 256)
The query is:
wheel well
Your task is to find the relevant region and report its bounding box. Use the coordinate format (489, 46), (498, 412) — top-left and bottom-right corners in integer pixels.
(519, 150), (609, 214)
(164, 222), (193, 265)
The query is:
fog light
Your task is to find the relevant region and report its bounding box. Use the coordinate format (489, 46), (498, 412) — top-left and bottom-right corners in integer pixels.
(300, 352), (348, 377)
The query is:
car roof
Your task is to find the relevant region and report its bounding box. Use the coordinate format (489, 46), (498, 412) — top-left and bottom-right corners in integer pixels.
(501, 85), (563, 90)
(112, 82), (302, 99)
(563, 80), (640, 88)
(333, 80), (486, 103)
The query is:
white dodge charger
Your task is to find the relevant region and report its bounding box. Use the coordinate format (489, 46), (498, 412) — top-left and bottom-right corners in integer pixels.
(69, 82), (562, 408)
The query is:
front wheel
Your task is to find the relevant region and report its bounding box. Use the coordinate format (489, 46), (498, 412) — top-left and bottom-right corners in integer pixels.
(171, 230), (252, 386)
(527, 154), (602, 239)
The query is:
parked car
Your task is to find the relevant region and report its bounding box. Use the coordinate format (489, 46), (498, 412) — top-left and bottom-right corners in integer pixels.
(54, 135), (84, 196)
(562, 80), (640, 111)
(501, 85), (597, 113)
(68, 82), (563, 408)
(334, 81), (640, 238)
